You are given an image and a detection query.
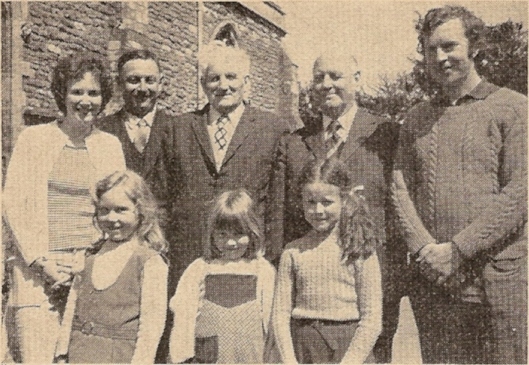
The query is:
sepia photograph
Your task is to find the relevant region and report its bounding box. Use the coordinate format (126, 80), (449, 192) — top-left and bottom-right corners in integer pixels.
(1, 1), (527, 363)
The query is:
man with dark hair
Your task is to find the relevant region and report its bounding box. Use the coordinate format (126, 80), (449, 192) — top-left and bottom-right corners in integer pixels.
(392, 5), (527, 363)
(99, 49), (174, 216)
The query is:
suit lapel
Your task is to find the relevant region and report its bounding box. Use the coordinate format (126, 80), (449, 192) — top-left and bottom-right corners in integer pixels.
(339, 108), (380, 162)
(220, 107), (254, 168)
(303, 133), (326, 160)
(141, 110), (163, 176)
(191, 106), (216, 167)
(302, 114), (327, 159)
(114, 109), (131, 143)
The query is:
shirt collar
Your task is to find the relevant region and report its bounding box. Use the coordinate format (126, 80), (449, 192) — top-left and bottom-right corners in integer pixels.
(445, 80), (498, 106)
(322, 103), (358, 134)
(208, 103), (245, 126)
(125, 105), (156, 128)
(462, 79), (498, 100)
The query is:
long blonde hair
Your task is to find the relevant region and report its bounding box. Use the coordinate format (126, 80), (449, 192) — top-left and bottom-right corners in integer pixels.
(92, 170), (167, 254)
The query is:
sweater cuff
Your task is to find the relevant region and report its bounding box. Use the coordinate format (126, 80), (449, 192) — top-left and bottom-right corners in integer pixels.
(452, 234), (476, 259)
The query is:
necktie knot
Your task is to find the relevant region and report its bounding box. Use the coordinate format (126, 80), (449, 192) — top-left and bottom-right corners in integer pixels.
(327, 120), (342, 142)
(134, 119), (150, 153)
(137, 119), (149, 128)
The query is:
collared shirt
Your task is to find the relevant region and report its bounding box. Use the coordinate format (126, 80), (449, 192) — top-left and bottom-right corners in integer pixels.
(433, 79), (495, 107)
(207, 103), (245, 170)
(125, 106), (156, 144)
(451, 79), (497, 106)
(322, 103), (358, 143)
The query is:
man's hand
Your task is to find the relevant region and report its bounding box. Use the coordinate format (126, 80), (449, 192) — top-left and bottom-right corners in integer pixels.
(417, 242), (463, 285)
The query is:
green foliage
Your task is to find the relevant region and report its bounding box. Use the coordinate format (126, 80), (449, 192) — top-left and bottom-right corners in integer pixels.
(477, 21), (527, 95)
(356, 73), (426, 122)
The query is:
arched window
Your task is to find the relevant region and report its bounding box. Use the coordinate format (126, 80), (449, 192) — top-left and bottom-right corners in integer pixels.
(211, 22), (238, 47)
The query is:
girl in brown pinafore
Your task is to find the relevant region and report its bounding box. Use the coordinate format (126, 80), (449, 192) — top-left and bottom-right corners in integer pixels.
(55, 170), (168, 363)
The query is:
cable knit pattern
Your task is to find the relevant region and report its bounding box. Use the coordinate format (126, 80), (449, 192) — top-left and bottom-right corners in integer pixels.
(393, 82), (527, 260)
(423, 121), (439, 235)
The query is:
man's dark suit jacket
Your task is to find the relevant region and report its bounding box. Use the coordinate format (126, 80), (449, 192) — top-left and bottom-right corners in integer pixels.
(167, 104), (290, 283)
(98, 108), (175, 216)
(268, 107), (399, 261)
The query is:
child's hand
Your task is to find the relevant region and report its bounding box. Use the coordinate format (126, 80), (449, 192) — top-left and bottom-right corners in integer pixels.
(34, 258), (72, 285)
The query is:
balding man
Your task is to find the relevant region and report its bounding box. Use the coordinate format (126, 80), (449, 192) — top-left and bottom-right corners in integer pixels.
(270, 52), (398, 253)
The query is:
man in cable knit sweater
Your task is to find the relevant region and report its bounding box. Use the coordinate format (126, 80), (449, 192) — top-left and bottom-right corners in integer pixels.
(392, 6), (527, 364)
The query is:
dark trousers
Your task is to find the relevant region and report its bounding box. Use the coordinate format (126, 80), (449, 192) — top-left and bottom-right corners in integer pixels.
(484, 256), (527, 364)
(408, 263), (493, 364)
(373, 244), (410, 363)
(291, 318), (375, 364)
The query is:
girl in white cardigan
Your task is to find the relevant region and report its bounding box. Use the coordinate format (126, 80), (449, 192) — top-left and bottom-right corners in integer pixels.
(169, 189), (275, 363)
(3, 52), (125, 363)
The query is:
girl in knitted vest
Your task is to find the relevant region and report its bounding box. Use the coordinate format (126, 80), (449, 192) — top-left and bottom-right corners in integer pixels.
(169, 189), (276, 363)
(272, 158), (382, 364)
(55, 170), (168, 363)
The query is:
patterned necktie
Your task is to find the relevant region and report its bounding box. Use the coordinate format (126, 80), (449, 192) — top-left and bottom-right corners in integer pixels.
(325, 119), (342, 158)
(214, 116), (229, 151)
(134, 119), (150, 153)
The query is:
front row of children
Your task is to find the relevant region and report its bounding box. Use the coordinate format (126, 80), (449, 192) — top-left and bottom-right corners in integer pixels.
(55, 157), (382, 364)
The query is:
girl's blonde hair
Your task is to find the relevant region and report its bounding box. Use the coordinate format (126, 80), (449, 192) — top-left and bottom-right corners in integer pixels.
(92, 170), (167, 254)
(299, 157), (378, 263)
(203, 189), (264, 261)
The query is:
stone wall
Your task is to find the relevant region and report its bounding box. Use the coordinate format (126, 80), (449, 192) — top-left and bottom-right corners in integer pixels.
(9, 1), (293, 130)
(202, 2), (285, 112)
(23, 2), (122, 119)
(147, 2), (199, 114)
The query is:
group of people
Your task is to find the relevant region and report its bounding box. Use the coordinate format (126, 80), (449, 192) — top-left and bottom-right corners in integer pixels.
(3, 4), (527, 364)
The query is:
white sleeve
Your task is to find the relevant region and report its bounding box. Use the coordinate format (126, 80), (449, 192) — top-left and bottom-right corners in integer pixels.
(131, 255), (168, 364)
(259, 258), (276, 334)
(109, 137), (127, 172)
(3, 128), (47, 264)
(272, 251), (298, 364)
(169, 260), (204, 363)
(341, 254), (382, 364)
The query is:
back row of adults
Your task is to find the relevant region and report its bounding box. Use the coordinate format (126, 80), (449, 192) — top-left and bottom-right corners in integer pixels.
(3, 5), (526, 364)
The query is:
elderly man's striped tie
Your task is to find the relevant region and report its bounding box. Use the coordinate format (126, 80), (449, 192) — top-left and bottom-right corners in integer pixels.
(325, 119), (342, 158)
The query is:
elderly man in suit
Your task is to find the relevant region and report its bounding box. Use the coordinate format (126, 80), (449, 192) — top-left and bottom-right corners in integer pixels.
(98, 49), (174, 216)
(268, 51), (400, 360)
(269, 52), (398, 252)
(166, 43), (290, 286)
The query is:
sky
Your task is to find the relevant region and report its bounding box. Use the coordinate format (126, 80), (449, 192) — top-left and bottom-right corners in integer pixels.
(276, 1), (528, 90)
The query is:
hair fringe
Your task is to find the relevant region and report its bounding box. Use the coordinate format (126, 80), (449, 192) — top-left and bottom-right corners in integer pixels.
(203, 189), (263, 261)
(93, 170), (168, 255)
(299, 158), (379, 264)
